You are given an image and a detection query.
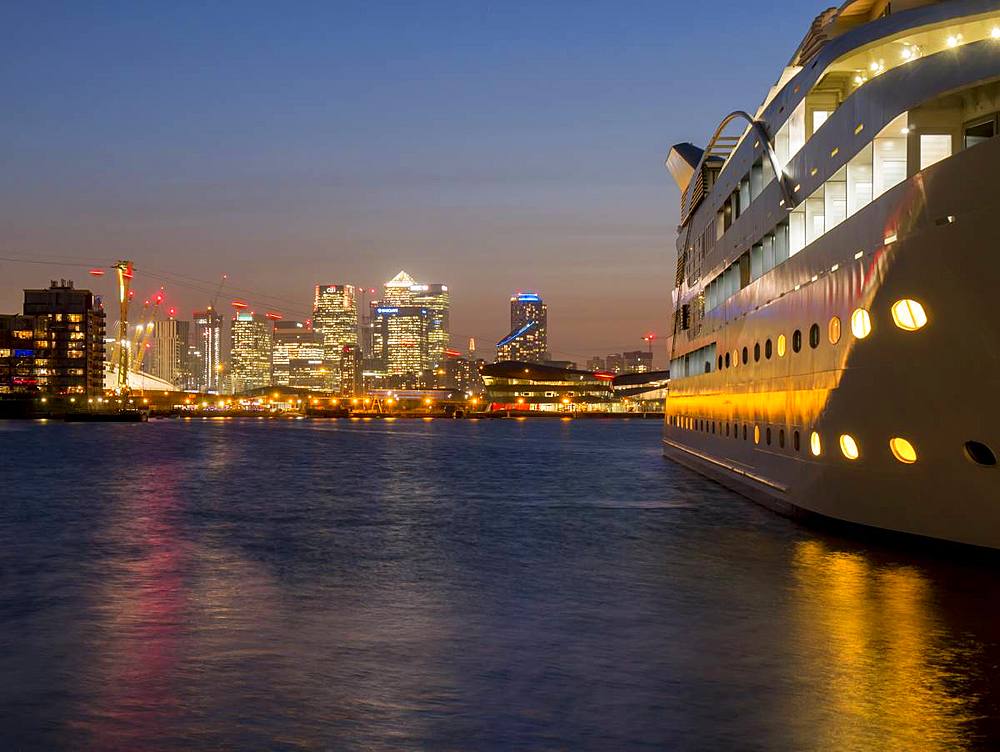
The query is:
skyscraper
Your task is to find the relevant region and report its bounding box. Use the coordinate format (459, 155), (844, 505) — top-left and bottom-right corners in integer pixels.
(374, 271), (449, 376)
(148, 317), (190, 388)
(312, 284), (358, 388)
(272, 320), (325, 390)
(193, 307), (223, 392)
(229, 311), (272, 393)
(497, 292), (547, 363)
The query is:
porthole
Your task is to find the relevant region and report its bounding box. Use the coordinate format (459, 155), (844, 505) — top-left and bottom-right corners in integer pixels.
(754, 425), (761, 444)
(828, 316), (841, 345)
(765, 339), (773, 359)
(712, 422), (716, 434)
(850, 308), (872, 338)
(792, 330), (802, 353)
(754, 343), (761, 362)
(725, 352), (730, 368)
(742, 347), (749, 365)
(891, 299), (928, 331)
(779, 429), (786, 449)
(718, 355), (723, 370)
(840, 434), (860, 460)
(733, 423), (738, 439)
(766, 427), (772, 445)
(794, 431), (801, 452)
(777, 335), (787, 357)
(725, 423), (730, 437)
(889, 437), (917, 464)
(809, 323), (821, 349)
(733, 349), (739, 367)
(743, 425), (748, 441)
(964, 441), (997, 467)
(810, 431), (822, 456)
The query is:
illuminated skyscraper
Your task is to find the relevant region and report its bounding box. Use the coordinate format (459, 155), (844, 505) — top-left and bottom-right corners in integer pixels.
(312, 284), (358, 388)
(497, 292), (547, 363)
(375, 271), (449, 374)
(272, 320), (325, 390)
(229, 311), (272, 393)
(193, 307), (223, 392)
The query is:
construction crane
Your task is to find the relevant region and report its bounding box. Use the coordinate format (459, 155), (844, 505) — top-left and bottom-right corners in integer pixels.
(113, 260), (134, 394)
(132, 290), (165, 374)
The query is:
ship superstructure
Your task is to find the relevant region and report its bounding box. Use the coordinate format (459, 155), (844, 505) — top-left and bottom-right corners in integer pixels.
(663, 0), (1000, 548)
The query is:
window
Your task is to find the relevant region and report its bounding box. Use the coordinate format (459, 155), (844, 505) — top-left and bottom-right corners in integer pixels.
(964, 441), (997, 467)
(890, 299), (928, 331)
(873, 130), (907, 198)
(718, 356), (723, 370)
(741, 347), (748, 365)
(840, 434), (860, 460)
(806, 188), (825, 245)
(725, 352), (730, 368)
(754, 425), (761, 444)
(743, 425), (747, 441)
(919, 134), (951, 170)
(794, 431), (801, 452)
(766, 427), (772, 445)
(754, 343), (761, 362)
(792, 330), (802, 353)
(846, 145), (873, 217)
(777, 334), (787, 357)
(828, 316), (841, 345)
(765, 339), (773, 359)
(779, 429), (786, 449)
(890, 437), (917, 464)
(810, 431), (822, 457)
(825, 167), (847, 229)
(965, 117), (996, 149)
(809, 324), (820, 349)
(850, 308), (872, 338)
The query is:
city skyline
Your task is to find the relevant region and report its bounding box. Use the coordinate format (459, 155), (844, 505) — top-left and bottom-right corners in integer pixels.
(0, 1), (824, 363)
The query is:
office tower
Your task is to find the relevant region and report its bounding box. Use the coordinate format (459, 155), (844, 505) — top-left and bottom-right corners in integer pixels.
(312, 284), (358, 388)
(375, 271), (449, 374)
(605, 353), (624, 374)
(193, 307), (223, 392)
(371, 303), (429, 376)
(229, 311), (272, 394)
(338, 344), (361, 395)
(586, 356), (606, 372)
(622, 350), (653, 374)
(148, 318), (190, 387)
(0, 280), (107, 396)
(272, 320), (325, 390)
(496, 292), (547, 363)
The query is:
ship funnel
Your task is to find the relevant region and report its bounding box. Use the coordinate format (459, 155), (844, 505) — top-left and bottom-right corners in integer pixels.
(665, 143), (704, 192)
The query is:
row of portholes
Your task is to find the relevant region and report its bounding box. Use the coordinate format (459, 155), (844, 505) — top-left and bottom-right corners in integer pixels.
(670, 415), (997, 467)
(714, 298), (928, 371)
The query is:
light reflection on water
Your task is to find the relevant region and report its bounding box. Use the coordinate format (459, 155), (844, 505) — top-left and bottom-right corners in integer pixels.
(1, 419), (998, 750)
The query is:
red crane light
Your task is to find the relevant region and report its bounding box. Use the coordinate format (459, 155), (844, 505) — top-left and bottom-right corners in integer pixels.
(88, 268), (105, 277)
(265, 311), (282, 321)
(231, 300), (248, 309)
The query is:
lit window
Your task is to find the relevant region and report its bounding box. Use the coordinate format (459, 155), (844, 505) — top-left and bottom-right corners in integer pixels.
(828, 316), (841, 345)
(891, 299), (927, 331)
(810, 431), (822, 456)
(777, 335), (787, 357)
(840, 434), (860, 460)
(754, 425), (760, 444)
(889, 437), (917, 464)
(850, 308), (872, 338)
(919, 134), (951, 170)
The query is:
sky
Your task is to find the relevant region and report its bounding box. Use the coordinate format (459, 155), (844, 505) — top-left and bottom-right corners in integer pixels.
(0, 0), (822, 365)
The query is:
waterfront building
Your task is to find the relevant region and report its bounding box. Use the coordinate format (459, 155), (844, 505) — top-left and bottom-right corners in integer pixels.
(0, 280), (106, 396)
(148, 318), (191, 388)
(229, 311), (272, 394)
(497, 292), (548, 363)
(193, 308), (223, 392)
(312, 284), (358, 389)
(481, 361), (668, 413)
(663, 0), (1000, 548)
(272, 321), (325, 390)
(339, 343), (361, 395)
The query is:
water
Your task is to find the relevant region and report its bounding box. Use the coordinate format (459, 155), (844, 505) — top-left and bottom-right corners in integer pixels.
(2, 418), (1000, 750)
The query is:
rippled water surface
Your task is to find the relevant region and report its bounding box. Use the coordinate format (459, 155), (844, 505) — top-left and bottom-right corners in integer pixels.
(2, 418), (1000, 750)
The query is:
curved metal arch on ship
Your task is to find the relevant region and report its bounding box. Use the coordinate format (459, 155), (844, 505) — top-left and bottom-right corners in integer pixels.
(704, 110), (795, 209)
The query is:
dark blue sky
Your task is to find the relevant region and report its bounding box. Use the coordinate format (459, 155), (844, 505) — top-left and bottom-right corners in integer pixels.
(1, 1), (821, 362)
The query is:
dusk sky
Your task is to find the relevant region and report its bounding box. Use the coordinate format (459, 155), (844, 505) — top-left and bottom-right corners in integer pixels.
(1, 1), (822, 364)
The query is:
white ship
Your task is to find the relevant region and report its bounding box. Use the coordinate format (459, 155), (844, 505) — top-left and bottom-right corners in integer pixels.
(663, 0), (1000, 548)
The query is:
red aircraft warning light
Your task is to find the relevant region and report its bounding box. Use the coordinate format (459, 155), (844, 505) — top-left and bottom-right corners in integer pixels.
(88, 268), (105, 277)
(231, 300), (248, 309)
(444, 348), (462, 358)
(265, 311), (283, 321)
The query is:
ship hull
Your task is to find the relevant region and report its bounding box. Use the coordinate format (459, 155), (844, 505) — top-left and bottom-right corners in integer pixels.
(664, 135), (1000, 550)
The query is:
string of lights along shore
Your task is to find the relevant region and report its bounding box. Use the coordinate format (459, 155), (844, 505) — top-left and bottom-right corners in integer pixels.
(0, 265), (661, 411)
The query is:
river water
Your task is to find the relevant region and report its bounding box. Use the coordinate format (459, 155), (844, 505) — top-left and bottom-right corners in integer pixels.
(1, 417), (999, 750)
